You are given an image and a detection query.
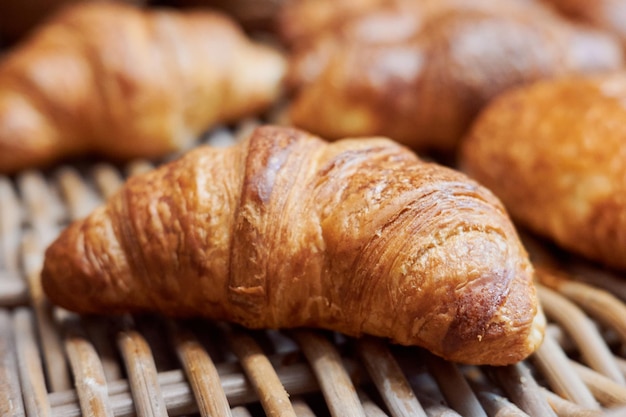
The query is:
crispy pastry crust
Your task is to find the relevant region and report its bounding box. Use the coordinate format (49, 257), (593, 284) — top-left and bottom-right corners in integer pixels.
(461, 74), (626, 271)
(42, 125), (544, 365)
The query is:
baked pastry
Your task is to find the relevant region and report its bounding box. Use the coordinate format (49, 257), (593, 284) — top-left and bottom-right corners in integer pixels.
(283, 0), (623, 153)
(0, 1), (286, 174)
(42, 125), (545, 365)
(460, 74), (626, 271)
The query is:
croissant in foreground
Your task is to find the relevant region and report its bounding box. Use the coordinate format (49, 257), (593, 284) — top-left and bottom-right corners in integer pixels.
(42, 126), (544, 365)
(460, 74), (626, 272)
(0, 2), (286, 174)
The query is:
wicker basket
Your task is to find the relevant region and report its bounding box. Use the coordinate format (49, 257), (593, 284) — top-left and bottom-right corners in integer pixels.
(1, 120), (626, 417)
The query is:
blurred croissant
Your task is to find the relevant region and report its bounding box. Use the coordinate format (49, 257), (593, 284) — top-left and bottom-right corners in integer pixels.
(42, 125), (544, 365)
(282, 0), (623, 153)
(0, 1), (286, 174)
(460, 74), (626, 271)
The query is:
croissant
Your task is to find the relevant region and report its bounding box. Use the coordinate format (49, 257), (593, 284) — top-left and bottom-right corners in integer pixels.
(284, 0), (623, 153)
(460, 74), (626, 271)
(0, 1), (286, 174)
(41, 125), (544, 365)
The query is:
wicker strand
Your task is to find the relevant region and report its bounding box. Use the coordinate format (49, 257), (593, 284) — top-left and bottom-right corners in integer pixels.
(228, 327), (297, 417)
(170, 322), (233, 417)
(291, 399), (317, 417)
(231, 406), (254, 417)
(203, 126), (242, 148)
(14, 307), (52, 417)
(540, 388), (604, 417)
(16, 171), (63, 246)
(538, 285), (624, 384)
(359, 391), (390, 417)
(0, 309), (26, 416)
(91, 163), (125, 200)
(463, 364), (532, 416)
(62, 317), (115, 417)
(551, 279), (626, 347)
(79, 316), (123, 384)
(569, 361), (626, 407)
(0, 270), (29, 308)
(292, 330), (367, 417)
(116, 325), (169, 417)
(55, 167), (102, 221)
(532, 333), (599, 409)
(356, 337), (427, 417)
(566, 261), (626, 301)
(426, 353), (487, 417)
(21, 231), (72, 393)
(0, 176), (22, 272)
(476, 391), (530, 417)
(0, 174), (36, 308)
(416, 394), (463, 417)
(126, 160), (155, 178)
(488, 362), (558, 417)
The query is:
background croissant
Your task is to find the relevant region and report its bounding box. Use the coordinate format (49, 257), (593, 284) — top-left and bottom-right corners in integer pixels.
(0, 1), (286, 174)
(277, 0), (552, 49)
(42, 125), (544, 366)
(282, 0), (623, 154)
(460, 74), (626, 272)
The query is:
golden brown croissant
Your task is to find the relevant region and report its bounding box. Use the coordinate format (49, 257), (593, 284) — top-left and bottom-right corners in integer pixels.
(0, 1), (286, 174)
(284, 0), (623, 154)
(460, 74), (626, 271)
(41, 125), (544, 365)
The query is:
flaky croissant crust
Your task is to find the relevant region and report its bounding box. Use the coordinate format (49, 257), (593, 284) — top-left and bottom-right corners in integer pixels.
(42, 125), (544, 365)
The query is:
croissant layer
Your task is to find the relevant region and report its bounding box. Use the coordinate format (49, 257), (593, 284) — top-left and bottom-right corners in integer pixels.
(42, 125), (544, 365)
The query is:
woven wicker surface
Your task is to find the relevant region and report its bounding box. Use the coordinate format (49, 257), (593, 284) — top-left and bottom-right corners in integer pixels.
(1, 121), (626, 417)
